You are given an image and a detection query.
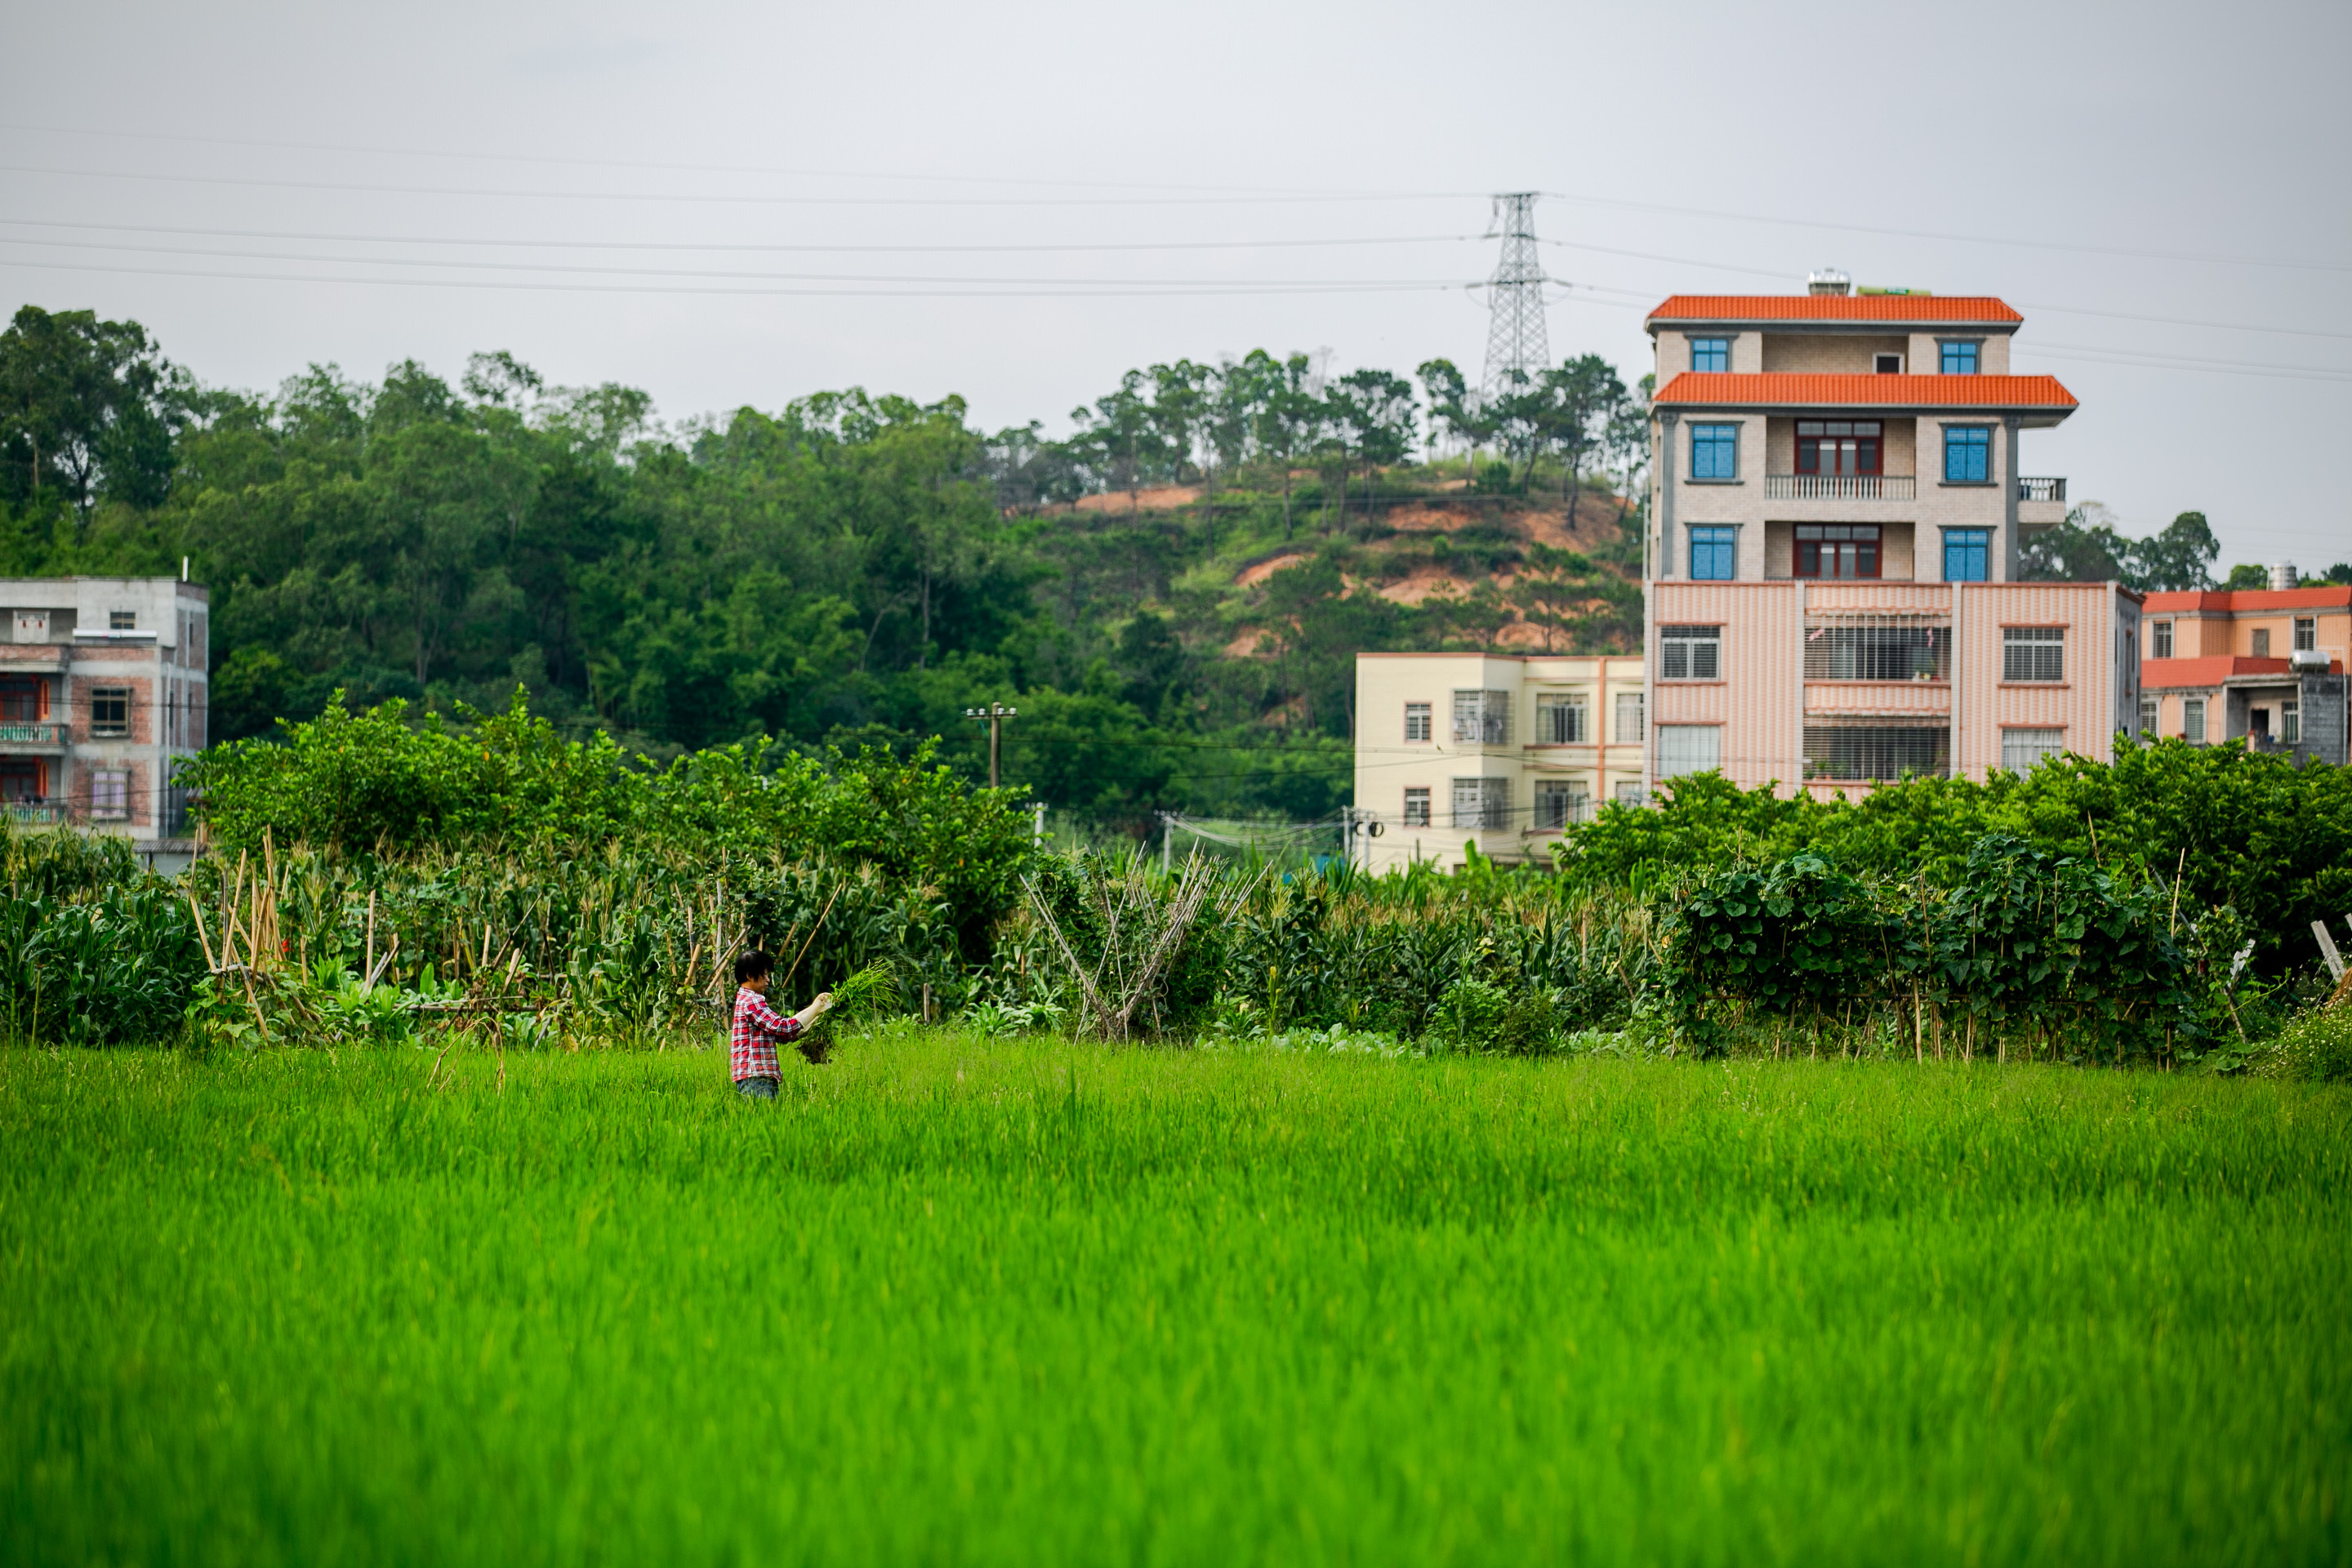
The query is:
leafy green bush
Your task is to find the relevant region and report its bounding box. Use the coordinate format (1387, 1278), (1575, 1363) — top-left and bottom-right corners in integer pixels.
(1559, 742), (2352, 976)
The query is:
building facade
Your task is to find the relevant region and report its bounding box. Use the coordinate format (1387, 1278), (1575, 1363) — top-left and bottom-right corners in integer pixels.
(2139, 574), (2350, 765)
(1352, 652), (1646, 870)
(0, 577), (209, 860)
(1645, 279), (2141, 795)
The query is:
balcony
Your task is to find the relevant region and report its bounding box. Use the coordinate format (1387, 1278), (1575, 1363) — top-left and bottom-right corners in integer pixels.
(1764, 474), (1916, 501)
(3, 803), (64, 826)
(2017, 476), (2069, 527)
(0, 721), (70, 748)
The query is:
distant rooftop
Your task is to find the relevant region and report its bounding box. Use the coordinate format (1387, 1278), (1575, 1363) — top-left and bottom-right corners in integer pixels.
(1646, 295), (2025, 326)
(1652, 372), (2076, 411)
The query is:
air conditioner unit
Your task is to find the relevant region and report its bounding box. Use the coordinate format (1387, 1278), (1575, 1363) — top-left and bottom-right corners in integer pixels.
(2290, 648), (2330, 673)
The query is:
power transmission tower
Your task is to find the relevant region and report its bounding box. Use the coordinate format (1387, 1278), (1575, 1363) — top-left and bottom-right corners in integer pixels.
(1479, 193), (1550, 404)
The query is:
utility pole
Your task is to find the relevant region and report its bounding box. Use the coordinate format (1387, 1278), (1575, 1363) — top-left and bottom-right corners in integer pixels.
(964, 702), (1018, 789)
(1480, 193), (1551, 406)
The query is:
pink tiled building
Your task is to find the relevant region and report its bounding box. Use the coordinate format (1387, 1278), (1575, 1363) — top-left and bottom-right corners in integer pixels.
(1642, 277), (2142, 797)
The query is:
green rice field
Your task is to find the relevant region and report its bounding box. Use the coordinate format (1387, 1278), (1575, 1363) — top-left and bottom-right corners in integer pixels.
(3, 1034), (2346, 1566)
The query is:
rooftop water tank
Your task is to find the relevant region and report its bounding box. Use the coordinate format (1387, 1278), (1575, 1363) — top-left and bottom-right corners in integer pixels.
(2271, 562), (2299, 591)
(1807, 270), (1851, 296)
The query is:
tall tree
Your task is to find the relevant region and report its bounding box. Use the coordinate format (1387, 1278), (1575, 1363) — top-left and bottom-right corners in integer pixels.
(0, 305), (185, 527)
(1324, 368), (1418, 529)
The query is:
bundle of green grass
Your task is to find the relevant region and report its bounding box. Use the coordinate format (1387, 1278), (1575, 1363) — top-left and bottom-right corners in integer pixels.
(817, 961), (897, 1023)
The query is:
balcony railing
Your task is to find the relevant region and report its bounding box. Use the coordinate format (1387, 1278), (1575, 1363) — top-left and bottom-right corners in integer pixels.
(3, 803), (64, 826)
(0, 721), (70, 746)
(1762, 474), (1915, 500)
(2017, 477), (2067, 502)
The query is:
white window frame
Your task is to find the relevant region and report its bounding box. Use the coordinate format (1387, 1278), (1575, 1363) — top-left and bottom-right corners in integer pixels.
(2001, 728), (2066, 775)
(1403, 702), (1432, 743)
(2137, 696), (2158, 737)
(1450, 777), (1511, 831)
(1614, 780), (1646, 806)
(1660, 626), (1722, 681)
(1451, 689), (1510, 746)
(2150, 620), (2173, 659)
(90, 767), (130, 822)
(2002, 626), (2065, 684)
(1615, 692), (1644, 745)
(1401, 786), (1431, 827)
(1532, 778), (1588, 830)
(2283, 699), (2301, 745)
(1535, 692), (1588, 744)
(2182, 696), (2207, 744)
(2294, 617), (2318, 653)
(1655, 724), (1722, 778)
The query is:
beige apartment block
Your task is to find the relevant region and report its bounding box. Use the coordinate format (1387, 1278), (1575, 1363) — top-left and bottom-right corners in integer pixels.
(1352, 652), (1646, 870)
(1642, 279), (2143, 796)
(0, 576), (209, 867)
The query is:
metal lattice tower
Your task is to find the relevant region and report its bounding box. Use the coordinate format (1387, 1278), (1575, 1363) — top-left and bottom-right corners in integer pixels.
(1479, 193), (1550, 403)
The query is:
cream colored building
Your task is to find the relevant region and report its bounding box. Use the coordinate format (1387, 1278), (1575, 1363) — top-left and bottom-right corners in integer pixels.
(1352, 652), (1646, 869)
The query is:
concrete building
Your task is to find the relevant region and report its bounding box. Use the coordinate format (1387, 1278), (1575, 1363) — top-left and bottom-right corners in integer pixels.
(1351, 651), (1645, 869)
(1644, 278), (2142, 795)
(2139, 570), (2350, 764)
(0, 576), (209, 863)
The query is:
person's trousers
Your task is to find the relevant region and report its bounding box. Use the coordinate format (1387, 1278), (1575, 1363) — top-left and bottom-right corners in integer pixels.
(736, 1075), (779, 1100)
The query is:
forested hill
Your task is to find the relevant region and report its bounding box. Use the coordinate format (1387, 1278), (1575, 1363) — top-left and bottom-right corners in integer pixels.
(0, 305), (1651, 825)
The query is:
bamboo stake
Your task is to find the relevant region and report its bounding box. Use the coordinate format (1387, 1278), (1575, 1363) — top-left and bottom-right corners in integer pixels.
(364, 890), (377, 992)
(185, 884), (219, 973)
(780, 883), (844, 995)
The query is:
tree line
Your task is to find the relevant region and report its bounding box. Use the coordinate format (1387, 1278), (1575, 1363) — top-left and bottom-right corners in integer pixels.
(0, 303), (1650, 826)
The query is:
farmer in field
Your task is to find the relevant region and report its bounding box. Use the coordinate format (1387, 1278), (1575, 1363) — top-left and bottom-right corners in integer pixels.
(731, 950), (833, 1098)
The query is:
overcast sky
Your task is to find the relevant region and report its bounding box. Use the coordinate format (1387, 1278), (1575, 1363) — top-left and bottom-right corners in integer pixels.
(3, 0), (2346, 569)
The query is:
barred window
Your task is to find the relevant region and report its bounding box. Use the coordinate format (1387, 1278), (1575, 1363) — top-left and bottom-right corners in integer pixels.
(2283, 700), (2301, 745)
(2137, 697), (2158, 736)
(2001, 728), (2066, 775)
(2183, 697), (2207, 744)
(1803, 726), (1949, 782)
(1659, 626), (1721, 681)
(1535, 692), (1587, 743)
(1402, 787), (1431, 827)
(1615, 780), (1646, 805)
(2002, 626), (2065, 683)
(1450, 777), (1511, 831)
(1451, 689), (1510, 745)
(1805, 620), (1947, 681)
(2151, 620), (2173, 658)
(1533, 779), (1589, 830)
(1655, 725), (1721, 778)
(1403, 702), (1432, 742)
(2295, 617), (2317, 652)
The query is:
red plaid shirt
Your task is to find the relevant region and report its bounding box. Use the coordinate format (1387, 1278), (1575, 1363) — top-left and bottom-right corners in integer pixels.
(730, 987), (804, 1080)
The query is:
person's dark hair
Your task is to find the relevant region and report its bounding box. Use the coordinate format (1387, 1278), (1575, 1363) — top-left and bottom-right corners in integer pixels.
(734, 950), (774, 985)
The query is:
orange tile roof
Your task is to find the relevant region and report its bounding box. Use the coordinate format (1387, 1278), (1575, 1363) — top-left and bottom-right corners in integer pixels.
(2141, 586), (2352, 612)
(2140, 655), (2343, 687)
(1653, 372), (2078, 409)
(1648, 295), (2023, 324)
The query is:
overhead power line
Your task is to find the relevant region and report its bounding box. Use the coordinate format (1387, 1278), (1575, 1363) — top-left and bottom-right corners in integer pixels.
(0, 215), (1486, 256)
(0, 163), (1476, 209)
(0, 255), (1468, 300)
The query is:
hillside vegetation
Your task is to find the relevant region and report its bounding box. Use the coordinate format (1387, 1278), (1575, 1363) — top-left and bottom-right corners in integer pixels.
(0, 306), (1647, 826)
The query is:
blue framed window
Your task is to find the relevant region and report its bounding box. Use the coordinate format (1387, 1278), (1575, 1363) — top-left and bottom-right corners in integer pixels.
(1940, 341), (1980, 375)
(1944, 426), (1991, 483)
(1944, 528), (1989, 582)
(1690, 423), (1738, 479)
(1690, 336), (1730, 372)
(1690, 527), (1736, 580)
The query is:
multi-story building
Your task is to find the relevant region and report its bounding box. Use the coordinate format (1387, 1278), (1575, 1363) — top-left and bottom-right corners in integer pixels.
(2139, 568), (2350, 764)
(0, 576), (209, 865)
(1645, 276), (2141, 795)
(1351, 651), (1646, 869)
